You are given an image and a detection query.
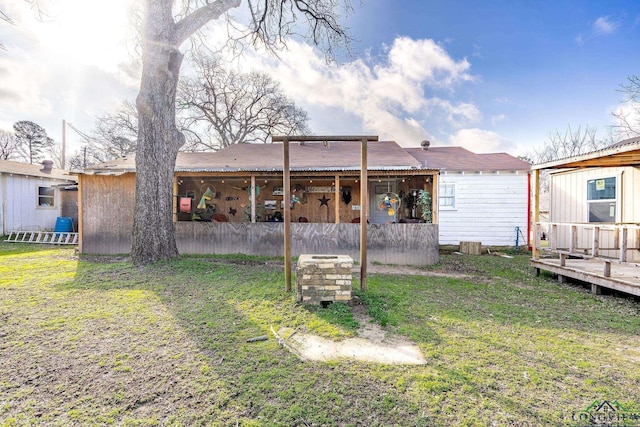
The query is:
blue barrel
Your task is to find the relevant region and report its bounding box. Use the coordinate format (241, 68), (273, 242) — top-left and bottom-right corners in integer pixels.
(54, 217), (74, 232)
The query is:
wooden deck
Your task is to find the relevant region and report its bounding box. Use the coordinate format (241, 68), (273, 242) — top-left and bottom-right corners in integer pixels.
(532, 256), (640, 296)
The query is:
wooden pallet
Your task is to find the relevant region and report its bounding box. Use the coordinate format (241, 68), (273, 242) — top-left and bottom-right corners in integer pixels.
(4, 231), (78, 245)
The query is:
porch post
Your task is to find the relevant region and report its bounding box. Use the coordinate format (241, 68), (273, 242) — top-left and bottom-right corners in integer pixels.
(251, 175), (256, 223)
(431, 172), (439, 224)
(360, 139), (368, 291)
(283, 139), (292, 292)
(334, 174), (340, 224)
(532, 169), (541, 260)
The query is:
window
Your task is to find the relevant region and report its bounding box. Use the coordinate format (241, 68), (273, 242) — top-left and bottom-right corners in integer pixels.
(38, 186), (55, 207)
(439, 183), (455, 210)
(587, 177), (616, 222)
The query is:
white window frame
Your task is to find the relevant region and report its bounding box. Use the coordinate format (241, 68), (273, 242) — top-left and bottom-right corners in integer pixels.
(37, 186), (55, 208)
(586, 176), (617, 223)
(439, 183), (456, 210)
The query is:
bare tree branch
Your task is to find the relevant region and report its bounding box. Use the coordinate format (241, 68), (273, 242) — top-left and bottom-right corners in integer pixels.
(612, 75), (640, 138)
(178, 53), (310, 150)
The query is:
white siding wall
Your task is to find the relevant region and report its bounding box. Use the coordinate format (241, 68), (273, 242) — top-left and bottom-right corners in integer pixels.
(1, 174), (64, 233)
(438, 172), (529, 246)
(550, 166), (640, 223)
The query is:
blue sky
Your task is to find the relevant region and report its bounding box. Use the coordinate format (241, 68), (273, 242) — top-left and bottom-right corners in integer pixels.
(1, 0), (639, 159)
(341, 0), (640, 151)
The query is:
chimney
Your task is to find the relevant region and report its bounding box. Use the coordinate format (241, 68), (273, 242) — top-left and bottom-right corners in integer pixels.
(40, 160), (54, 174)
(421, 140), (431, 150)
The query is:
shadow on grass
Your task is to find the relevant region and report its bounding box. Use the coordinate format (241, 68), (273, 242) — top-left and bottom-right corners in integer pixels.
(53, 255), (436, 425)
(43, 252), (640, 425)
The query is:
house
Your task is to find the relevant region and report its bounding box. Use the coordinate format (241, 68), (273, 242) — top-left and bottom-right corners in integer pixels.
(531, 136), (640, 296)
(406, 142), (531, 247)
(78, 140), (440, 265)
(0, 160), (77, 236)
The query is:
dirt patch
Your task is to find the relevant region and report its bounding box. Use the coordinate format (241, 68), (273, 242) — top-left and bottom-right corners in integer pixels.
(275, 305), (426, 365)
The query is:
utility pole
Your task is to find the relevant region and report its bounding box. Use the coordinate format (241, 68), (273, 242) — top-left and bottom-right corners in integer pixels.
(61, 119), (66, 169)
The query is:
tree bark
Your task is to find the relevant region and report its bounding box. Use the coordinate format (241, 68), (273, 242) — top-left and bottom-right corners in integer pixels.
(131, 0), (184, 265)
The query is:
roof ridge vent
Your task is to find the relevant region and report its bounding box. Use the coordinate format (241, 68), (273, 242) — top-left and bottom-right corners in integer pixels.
(421, 140), (430, 150)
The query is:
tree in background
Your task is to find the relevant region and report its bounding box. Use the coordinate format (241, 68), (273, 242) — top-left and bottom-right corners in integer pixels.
(178, 54), (310, 151)
(0, 130), (20, 160)
(612, 75), (640, 138)
(527, 125), (614, 193)
(531, 125), (611, 164)
(67, 101), (138, 170)
(12, 120), (55, 164)
(132, 0), (350, 265)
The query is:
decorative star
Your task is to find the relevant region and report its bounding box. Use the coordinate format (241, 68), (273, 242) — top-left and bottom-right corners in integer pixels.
(318, 194), (330, 206)
(228, 207), (237, 216)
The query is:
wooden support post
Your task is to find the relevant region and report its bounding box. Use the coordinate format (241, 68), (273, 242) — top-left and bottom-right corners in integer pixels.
(532, 169), (540, 259)
(250, 175), (256, 224)
(592, 226), (599, 257)
(534, 223), (541, 260)
(604, 261), (611, 277)
(283, 139), (292, 292)
(271, 135), (378, 295)
(360, 139), (368, 291)
(570, 225), (577, 255)
(558, 274), (566, 284)
(560, 253), (567, 267)
(334, 175), (340, 224)
(431, 172), (439, 225)
(620, 227), (628, 262)
(77, 174), (84, 253)
(172, 176), (178, 223)
(550, 224), (557, 251)
(591, 284), (602, 295)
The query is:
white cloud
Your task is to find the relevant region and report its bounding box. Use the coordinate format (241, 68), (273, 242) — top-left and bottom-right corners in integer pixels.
(593, 16), (619, 35)
(244, 37), (478, 147)
(448, 128), (512, 153)
(491, 114), (507, 126)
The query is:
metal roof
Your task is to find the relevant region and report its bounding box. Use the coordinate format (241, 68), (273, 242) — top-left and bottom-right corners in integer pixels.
(406, 146), (531, 172)
(84, 140), (431, 174)
(532, 137), (640, 170)
(0, 159), (76, 181)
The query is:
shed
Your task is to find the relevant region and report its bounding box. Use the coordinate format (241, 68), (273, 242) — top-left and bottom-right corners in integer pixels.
(531, 137), (640, 296)
(0, 160), (77, 236)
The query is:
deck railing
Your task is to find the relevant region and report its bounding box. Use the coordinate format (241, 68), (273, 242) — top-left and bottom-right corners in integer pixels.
(534, 221), (640, 263)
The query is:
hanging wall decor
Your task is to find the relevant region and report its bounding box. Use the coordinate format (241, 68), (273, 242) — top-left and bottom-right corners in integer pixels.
(342, 186), (352, 205)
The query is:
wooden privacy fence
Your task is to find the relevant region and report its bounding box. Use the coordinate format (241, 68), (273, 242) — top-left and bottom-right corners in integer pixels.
(534, 221), (640, 262)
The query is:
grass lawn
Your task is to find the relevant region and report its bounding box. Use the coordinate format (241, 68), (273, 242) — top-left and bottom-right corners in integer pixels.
(1, 243), (640, 426)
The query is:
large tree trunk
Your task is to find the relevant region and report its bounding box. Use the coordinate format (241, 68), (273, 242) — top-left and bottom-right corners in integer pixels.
(131, 0), (185, 265)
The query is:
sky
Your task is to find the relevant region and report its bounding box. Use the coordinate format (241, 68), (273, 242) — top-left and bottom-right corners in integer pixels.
(1, 0), (639, 160)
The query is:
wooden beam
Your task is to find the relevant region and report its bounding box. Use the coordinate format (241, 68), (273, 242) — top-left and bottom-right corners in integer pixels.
(283, 140), (292, 292)
(77, 174), (83, 253)
(334, 174), (340, 224)
(250, 175), (256, 223)
(360, 139), (368, 291)
(431, 172), (439, 225)
(532, 169), (540, 260)
(620, 227), (628, 262)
